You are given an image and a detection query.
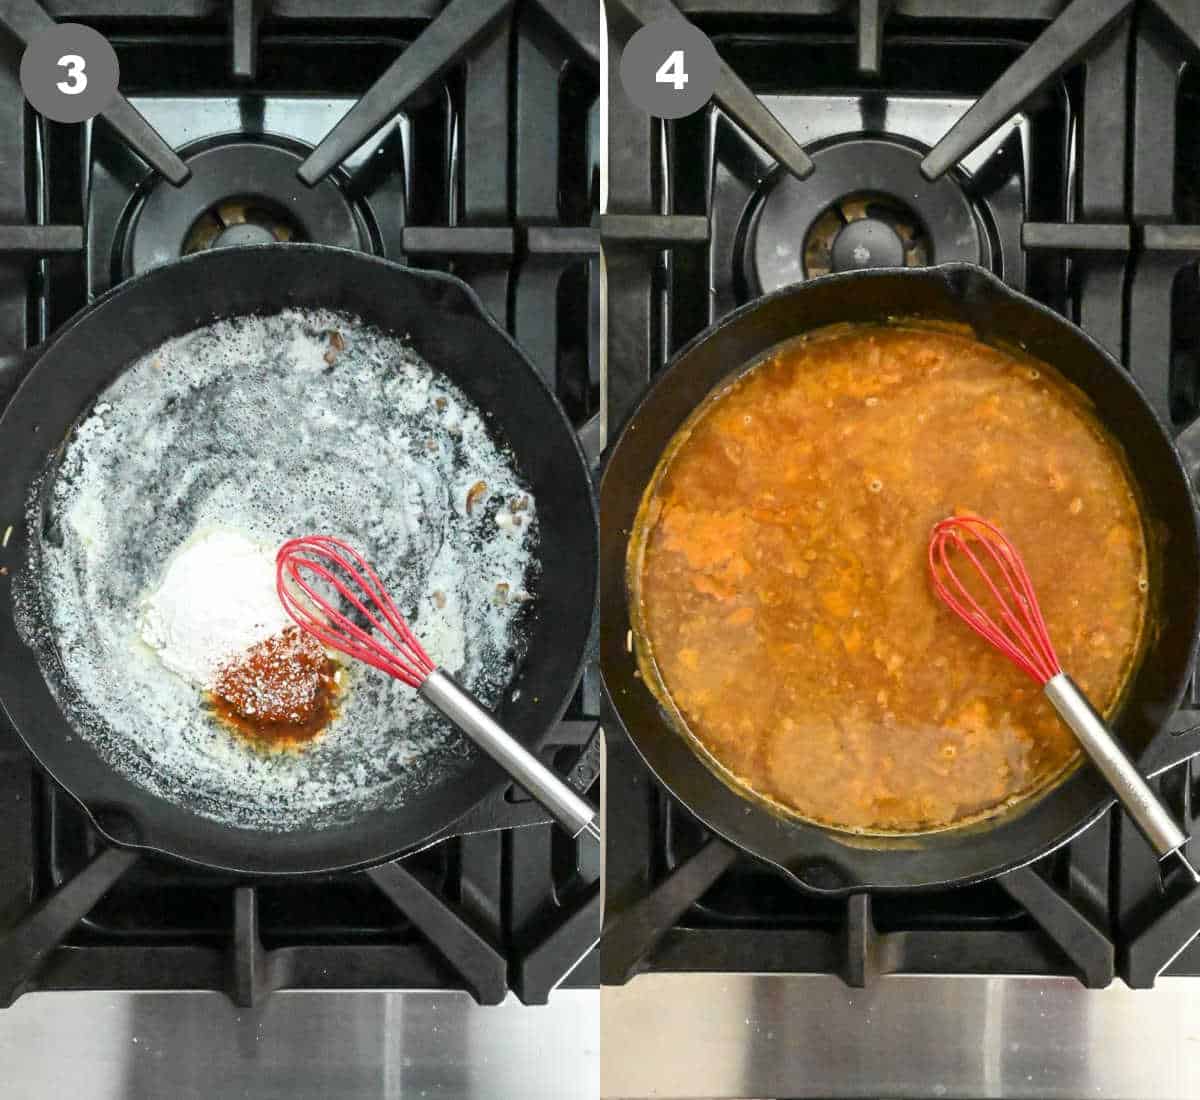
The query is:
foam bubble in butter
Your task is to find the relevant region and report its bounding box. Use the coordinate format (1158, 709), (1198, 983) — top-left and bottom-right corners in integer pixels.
(15, 309), (539, 832)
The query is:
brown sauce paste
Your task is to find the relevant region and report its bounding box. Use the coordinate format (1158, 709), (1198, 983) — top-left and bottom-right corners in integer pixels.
(631, 324), (1149, 833)
(208, 626), (341, 751)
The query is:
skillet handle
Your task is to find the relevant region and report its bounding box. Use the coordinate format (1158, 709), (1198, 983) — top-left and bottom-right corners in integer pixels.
(419, 669), (600, 842)
(1046, 673), (1199, 881)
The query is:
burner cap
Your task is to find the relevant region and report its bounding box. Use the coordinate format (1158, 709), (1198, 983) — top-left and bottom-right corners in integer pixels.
(743, 138), (983, 294)
(126, 139), (366, 275)
(209, 214), (289, 251)
(830, 217), (905, 272)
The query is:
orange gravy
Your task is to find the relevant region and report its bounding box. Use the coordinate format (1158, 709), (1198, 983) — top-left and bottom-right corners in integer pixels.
(630, 324), (1148, 833)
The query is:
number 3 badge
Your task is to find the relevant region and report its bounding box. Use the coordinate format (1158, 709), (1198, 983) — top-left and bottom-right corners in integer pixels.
(20, 24), (120, 125)
(56, 54), (88, 96)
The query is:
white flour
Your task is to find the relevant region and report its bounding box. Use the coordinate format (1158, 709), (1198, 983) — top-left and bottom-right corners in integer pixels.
(140, 528), (294, 686)
(16, 308), (539, 832)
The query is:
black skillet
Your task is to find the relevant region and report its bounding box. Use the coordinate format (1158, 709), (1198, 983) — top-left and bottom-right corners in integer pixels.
(600, 263), (1200, 894)
(0, 244), (598, 876)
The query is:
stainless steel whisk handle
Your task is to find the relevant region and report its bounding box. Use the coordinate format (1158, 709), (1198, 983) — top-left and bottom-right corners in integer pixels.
(419, 669), (600, 842)
(1045, 673), (1198, 881)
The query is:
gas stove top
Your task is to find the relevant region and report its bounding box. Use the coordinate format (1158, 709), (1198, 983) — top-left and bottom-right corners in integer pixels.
(0, 0), (600, 1009)
(601, 0), (1200, 992)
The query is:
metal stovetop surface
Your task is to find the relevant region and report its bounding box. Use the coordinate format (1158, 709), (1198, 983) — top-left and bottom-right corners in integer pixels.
(603, 973), (1200, 1099)
(0, 988), (598, 1100)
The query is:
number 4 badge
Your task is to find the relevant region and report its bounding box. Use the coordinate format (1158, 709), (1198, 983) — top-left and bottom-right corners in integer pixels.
(656, 50), (689, 92)
(619, 18), (720, 120)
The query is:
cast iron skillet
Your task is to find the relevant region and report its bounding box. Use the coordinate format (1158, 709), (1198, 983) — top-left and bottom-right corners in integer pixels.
(601, 263), (1200, 894)
(0, 244), (598, 876)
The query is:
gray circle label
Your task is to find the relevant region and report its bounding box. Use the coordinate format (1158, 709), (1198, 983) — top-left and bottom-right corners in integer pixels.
(20, 24), (119, 124)
(619, 18), (719, 120)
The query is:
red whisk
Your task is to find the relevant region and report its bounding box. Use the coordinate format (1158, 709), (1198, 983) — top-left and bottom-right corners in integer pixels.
(276, 536), (436, 689)
(929, 515), (1197, 881)
(276, 535), (599, 841)
(928, 516), (1061, 685)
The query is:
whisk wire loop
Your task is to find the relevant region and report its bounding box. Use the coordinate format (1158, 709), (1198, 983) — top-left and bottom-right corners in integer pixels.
(285, 559), (417, 680)
(944, 532), (1043, 666)
(280, 562), (421, 685)
(291, 550), (407, 653)
(276, 535), (437, 688)
(928, 516), (1061, 685)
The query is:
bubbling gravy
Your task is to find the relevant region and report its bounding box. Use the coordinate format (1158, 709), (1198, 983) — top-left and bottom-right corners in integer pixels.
(630, 324), (1149, 833)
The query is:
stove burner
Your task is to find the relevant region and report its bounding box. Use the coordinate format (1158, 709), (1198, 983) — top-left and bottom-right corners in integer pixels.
(829, 212), (904, 273)
(212, 222), (279, 249)
(126, 139), (367, 275)
(186, 197), (301, 254)
(810, 193), (929, 276)
(743, 138), (983, 294)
